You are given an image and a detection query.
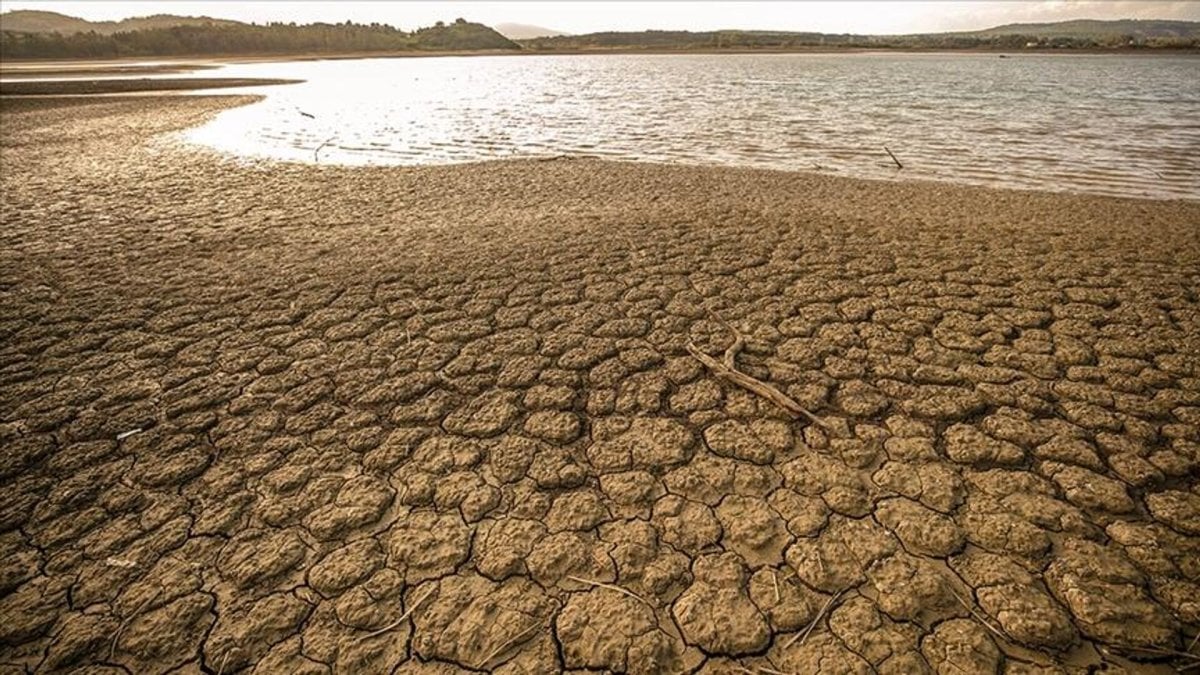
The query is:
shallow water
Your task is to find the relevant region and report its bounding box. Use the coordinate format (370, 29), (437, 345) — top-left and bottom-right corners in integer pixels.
(179, 53), (1200, 200)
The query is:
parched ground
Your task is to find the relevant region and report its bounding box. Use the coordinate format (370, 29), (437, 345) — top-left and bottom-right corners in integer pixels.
(1, 95), (1199, 674)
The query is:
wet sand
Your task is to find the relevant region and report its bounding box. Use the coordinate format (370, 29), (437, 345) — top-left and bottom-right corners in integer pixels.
(0, 63), (221, 79)
(0, 78), (299, 96)
(1, 95), (1199, 674)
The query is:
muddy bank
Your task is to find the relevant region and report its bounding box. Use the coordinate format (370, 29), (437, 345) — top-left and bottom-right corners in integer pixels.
(0, 63), (220, 79)
(1, 95), (1198, 674)
(0, 77), (298, 96)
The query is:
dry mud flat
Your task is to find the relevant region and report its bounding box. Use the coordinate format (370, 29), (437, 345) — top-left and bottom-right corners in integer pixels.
(1, 95), (1199, 674)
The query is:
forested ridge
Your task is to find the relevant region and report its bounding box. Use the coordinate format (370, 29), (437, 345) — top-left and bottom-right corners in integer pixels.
(1, 12), (1195, 59)
(0, 17), (518, 59)
(520, 21), (1200, 52)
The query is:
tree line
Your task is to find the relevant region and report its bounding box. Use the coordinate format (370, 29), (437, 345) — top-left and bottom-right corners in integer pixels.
(520, 30), (1199, 51)
(0, 19), (518, 59)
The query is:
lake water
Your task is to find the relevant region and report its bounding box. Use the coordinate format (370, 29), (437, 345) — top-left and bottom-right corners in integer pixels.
(181, 53), (1200, 200)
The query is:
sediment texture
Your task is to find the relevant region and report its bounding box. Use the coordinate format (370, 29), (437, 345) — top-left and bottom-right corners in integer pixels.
(1, 95), (1199, 673)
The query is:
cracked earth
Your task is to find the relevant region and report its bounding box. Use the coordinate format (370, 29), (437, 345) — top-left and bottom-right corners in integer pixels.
(1, 95), (1198, 674)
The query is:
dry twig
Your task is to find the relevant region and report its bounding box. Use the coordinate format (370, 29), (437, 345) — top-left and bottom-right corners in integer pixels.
(884, 145), (903, 169)
(686, 343), (828, 429)
(684, 280), (828, 428)
(358, 585), (437, 640)
(948, 588), (1010, 643)
(313, 135), (335, 162)
(565, 575), (653, 607)
(475, 619), (544, 670)
(782, 590), (843, 650)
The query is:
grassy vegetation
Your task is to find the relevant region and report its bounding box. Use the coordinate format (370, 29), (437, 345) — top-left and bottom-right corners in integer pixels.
(0, 17), (518, 59)
(520, 20), (1200, 51)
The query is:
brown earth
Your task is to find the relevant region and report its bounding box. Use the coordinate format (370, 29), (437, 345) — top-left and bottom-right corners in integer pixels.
(0, 94), (1198, 674)
(0, 78), (298, 96)
(0, 64), (221, 80)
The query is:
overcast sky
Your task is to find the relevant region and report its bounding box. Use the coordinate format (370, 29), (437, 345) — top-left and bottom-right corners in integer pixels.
(4, 1), (1198, 34)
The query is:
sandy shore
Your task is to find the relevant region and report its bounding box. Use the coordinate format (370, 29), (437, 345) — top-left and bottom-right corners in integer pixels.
(1, 95), (1198, 674)
(0, 78), (299, 96)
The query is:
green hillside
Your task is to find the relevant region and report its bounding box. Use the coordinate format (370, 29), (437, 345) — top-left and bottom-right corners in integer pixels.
(968, 19), (1200, 39)
(0, 9), (241, 34)
(522, 19), (1200, 51)
(0, 17), (519, 59)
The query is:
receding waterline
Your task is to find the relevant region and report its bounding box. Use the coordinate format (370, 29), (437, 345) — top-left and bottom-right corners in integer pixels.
(182, 52), (1200, 200)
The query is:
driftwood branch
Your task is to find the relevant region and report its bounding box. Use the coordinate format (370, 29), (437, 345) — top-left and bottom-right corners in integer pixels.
(358, 584), (436, 641)
(684, 279), (828, 428)
(884, 145), (903, 169)
(313, 136), (335, 162)
(686, 329), (829, 429)
(566, 575), (653, 607)
(475, 619), (544, 670)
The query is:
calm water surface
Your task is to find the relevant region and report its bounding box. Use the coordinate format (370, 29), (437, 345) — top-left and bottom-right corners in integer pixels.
(181, 53), (1200, 200)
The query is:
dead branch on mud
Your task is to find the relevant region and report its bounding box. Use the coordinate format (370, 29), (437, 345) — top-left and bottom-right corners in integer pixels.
(884, 145), (903, 169)
(358, 584), (437, 640)
(565, 575), (653, 607)
(475, 619), (545, 670)
(686, 332), (829, 429)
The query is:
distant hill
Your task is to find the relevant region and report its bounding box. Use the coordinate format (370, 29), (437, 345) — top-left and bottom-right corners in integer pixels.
(0, 9), (241, 34)
(522, 19), (1200, 51)
(0, 16), (519, 59)
(494, 22), (568, 40)
(967, 19), (1200, 39)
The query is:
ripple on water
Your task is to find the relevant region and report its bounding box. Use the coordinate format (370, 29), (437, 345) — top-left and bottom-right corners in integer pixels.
(181, 52), (1200, 200)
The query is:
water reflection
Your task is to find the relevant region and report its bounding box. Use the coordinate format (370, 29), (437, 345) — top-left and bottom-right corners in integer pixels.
(181, 53), (1200, 200)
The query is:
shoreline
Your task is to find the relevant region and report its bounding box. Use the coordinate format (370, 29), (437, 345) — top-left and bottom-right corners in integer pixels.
(0, 45), (1195, 69)
(0, 77), (300, 96)
(2, 94), (1199, 674)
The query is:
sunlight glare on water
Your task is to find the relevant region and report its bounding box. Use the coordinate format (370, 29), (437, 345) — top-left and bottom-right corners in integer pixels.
(181, 53), (1200, 200)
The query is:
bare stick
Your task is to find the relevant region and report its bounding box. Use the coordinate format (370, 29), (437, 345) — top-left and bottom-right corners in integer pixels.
(1103, 643), (1200, 661)
(756, 667), (795, 675)
(358, 585), (437, 640)
(687, 342), (829, 429)
(948, 588), (1009, 643)
(475, 619), (544, 670)
(313, 135), (334, 162)
(772, 570), (781, 605)
(565, 575), (653, 608)
(884, 145), (903, 169)
(782, 590), (843, 650)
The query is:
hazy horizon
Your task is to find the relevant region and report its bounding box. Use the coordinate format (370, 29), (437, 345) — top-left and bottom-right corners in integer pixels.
(4, 0), (1200, 35)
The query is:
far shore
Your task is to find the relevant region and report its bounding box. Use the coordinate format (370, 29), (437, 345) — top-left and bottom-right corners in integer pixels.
(1, 44), (1195, 72)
